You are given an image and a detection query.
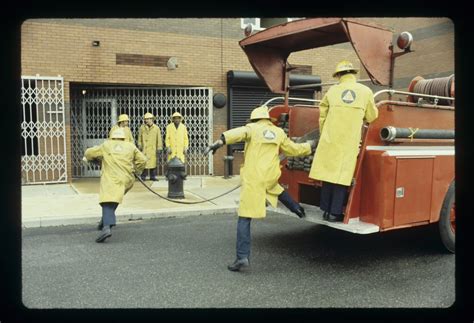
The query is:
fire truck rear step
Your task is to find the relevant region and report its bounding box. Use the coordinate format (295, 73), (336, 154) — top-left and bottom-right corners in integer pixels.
(269, 203), (380, 234)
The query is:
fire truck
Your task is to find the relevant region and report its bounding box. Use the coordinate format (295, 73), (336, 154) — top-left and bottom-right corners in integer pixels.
(239, 18), (455, 252)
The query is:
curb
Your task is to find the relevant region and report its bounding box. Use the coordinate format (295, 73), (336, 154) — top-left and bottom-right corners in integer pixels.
(22, 206), (238, 229)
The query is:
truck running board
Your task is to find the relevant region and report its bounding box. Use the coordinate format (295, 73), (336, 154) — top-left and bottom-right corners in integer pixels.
(269, 203), (380, 234)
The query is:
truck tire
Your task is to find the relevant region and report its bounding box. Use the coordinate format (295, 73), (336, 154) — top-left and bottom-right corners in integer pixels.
(438, 181), (455, 253)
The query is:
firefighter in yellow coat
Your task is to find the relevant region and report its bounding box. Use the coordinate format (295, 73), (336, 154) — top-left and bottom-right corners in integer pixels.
(165, 112), (189, 163)
(109, 114), (135, 144)
(83, 128), (147, 243)
(138, 112), (163, 181)
(309, 60), (378, 222)
(205, 105), (316, 272)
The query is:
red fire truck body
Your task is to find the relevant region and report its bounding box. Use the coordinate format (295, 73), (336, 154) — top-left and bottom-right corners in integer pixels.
(239, 18), (455, 252)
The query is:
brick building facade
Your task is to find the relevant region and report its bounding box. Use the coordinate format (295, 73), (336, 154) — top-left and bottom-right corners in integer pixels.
(20, 18), (454, 183)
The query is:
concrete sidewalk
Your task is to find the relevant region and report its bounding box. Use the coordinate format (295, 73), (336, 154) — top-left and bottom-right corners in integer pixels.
(21, 176), (241, 228)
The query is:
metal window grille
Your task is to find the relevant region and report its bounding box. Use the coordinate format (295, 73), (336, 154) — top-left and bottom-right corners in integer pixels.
(21, 75), (67, 184)
(71, 86), (213, 177)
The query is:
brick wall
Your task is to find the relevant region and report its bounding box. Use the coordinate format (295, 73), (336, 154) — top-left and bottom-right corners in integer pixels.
(21, 20), (236, 179)
(359, 18), (454, 91)
(21, 18), (454, 180)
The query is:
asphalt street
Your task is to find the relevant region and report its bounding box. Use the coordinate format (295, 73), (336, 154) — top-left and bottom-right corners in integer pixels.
(22, 212), (455, 308)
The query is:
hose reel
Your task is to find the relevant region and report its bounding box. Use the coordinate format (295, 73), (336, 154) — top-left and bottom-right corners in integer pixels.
(407, 74), (455, 106)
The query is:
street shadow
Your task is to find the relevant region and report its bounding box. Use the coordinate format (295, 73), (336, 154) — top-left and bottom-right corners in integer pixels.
(254, 221), (451, 266)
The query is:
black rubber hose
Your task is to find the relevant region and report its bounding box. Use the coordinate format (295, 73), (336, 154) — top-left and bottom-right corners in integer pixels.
(134, 173), (241, 205)
(380, 126), (454, 142)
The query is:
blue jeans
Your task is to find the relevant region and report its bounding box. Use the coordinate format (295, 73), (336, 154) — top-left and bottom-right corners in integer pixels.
(100, 202), (118, 226)
(320, 181), (348, 215)
(141, 168), (157, 180)
(236, 217), (252, 260)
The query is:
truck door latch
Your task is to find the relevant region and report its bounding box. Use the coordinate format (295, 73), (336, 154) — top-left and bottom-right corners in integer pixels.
(396, 187), (405, 198)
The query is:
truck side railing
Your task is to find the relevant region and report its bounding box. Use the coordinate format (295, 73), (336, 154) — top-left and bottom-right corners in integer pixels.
(375, 100), (454, 111)
(373, 89), (455, 106)
(264, 89), (454, 110)
(264, 97), (321, 106)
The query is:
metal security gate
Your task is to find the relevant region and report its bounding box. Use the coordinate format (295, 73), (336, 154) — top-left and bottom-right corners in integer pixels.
(21, 75), (67, 184)
(80, 99), (118, 177)
(71, 86), (213, 177)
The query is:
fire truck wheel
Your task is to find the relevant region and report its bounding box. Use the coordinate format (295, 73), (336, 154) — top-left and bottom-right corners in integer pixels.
(438, 181), (455, 253)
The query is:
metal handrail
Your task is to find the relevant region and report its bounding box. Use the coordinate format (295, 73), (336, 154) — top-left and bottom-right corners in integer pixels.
(264, 97), (321, 106)
(375, 100), (454, 111)
(292, 104), (318, 108)
(373, 89), (455, 102)
(263, 89), (454, 109)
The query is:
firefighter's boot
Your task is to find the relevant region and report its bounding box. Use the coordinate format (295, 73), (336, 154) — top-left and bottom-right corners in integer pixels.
(96, 225), (112, 243)
(327, 213), (344, 222)
(227, 258), (250, 272)
(294, 206), (306, 218)
(323, 211), (329, 221)
(278, 190), (306, 218)
(97, 219), (114, 231)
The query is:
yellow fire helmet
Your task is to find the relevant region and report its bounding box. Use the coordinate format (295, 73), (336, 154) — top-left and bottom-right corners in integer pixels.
(332, 60), (359, 78)
(110, 128), (126, 139)
(171, 112), (183, 120)
(250, 105), (270, 120)
(118, 114), (130, 122)
(144, 112), (154, 119)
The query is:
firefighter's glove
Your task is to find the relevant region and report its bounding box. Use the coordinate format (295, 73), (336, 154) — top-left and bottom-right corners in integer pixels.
(82, 156), (90, 167)
(83, 156), (100, 167)
(307, 139), (317, 150)
(204, 139), (224, 155)
(90, 159), (101, 167)
(166, 147), (172, 154)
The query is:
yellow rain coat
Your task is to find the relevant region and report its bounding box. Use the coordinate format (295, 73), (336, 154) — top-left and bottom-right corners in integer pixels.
(309, 73), (378, 186)
(165, 122), (189, 162)
(109, 125), (135, 144)
(223, 119), (311, 219)
(84, 139), (147, 204)
(138, 124), (163, 169)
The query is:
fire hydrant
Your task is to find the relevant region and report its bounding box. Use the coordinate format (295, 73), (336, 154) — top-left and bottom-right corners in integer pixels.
(166, 157), (186, 199)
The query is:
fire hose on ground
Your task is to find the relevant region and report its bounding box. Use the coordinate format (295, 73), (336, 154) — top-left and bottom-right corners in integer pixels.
(134, 173), (241, 205)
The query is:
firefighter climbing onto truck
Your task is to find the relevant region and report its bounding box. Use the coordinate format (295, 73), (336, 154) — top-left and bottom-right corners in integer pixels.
(308, 60), (378, 222)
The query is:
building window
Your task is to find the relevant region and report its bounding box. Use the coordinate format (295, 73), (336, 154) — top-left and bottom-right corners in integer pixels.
(241, 18), (305, 31)
(240, 18), (263, 31)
